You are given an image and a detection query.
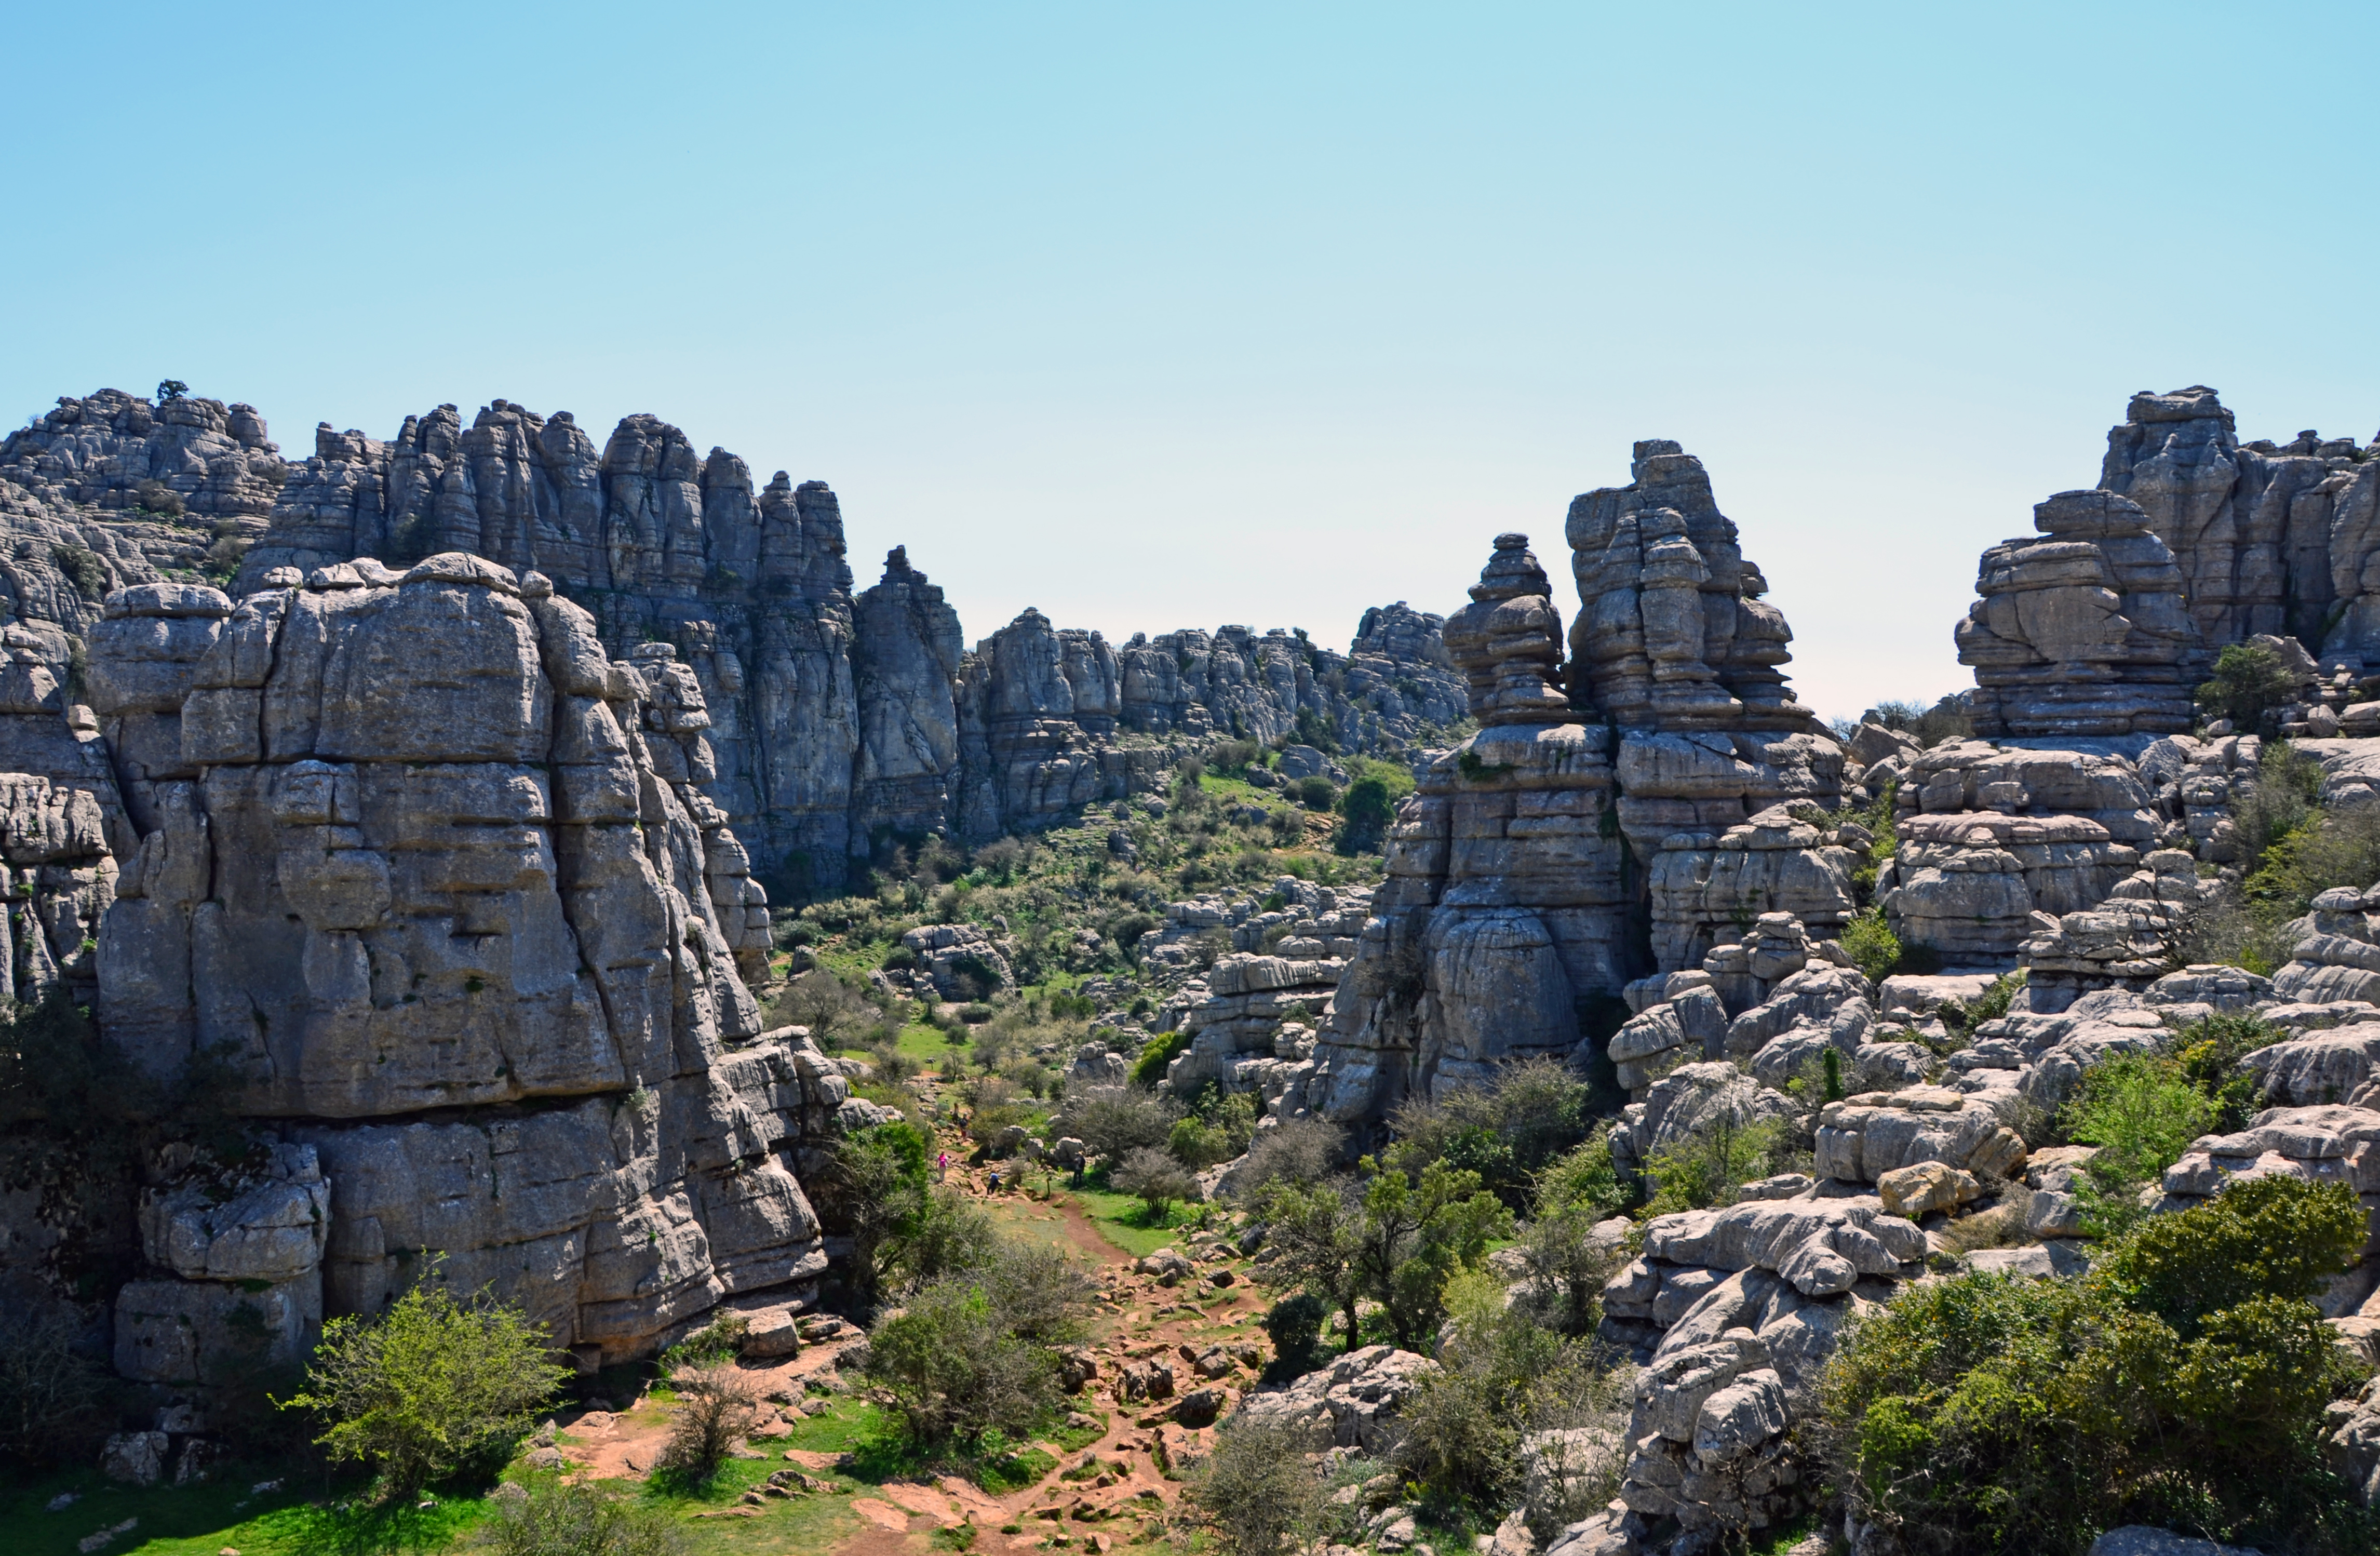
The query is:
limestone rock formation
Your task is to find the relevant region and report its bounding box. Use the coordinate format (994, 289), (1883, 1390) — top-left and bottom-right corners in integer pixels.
(1568, 442), (1810, 731)
(1877, 742), (2161, 971)
(74, 556), (834, 1367)
(1955, 489), (2206, 739)
(7, 388), (1474, 897)
(2100, 385), (2380, 659)
(1315, 444), (1845, 1124)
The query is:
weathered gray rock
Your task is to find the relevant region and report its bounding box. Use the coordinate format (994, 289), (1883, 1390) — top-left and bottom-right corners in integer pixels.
(1956, 489), (2206, 739)
(1567, 441), (1814, 731)
(1229, 1344), (1436, 1452)
(2021, 850), (2221, 1005)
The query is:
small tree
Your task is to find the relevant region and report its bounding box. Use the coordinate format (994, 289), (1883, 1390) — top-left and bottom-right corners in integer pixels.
(1064, 1083), (1171, 1162)
(1114, 1145), (1193, 1220)
(155, 379), (189, 401)
(866, 1280), (1061, 1449)
(1354, 1158), (1512, 1351)
(2197, 641), (2300, 731)
(657, 1363), (761, 1483)
(0, 1306), (108, 1468)
(473, 1477), (685, 1556)
(778, 971), (879, 1048)
(1183, 1419), (1329, 1553)
(1334, 775), (1397, 855)
(1256, 1177), (1368, 1352)
(830, 1123), (931, 1308)
(280, 1269), (569, 1497)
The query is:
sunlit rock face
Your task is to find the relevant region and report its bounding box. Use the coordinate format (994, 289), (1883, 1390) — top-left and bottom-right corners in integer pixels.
(1314, 447), (1845, 1125)
(83, 556), (833, 1369)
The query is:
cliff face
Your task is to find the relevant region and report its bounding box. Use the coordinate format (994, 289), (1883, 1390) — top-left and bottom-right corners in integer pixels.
(2099, 386), (2380, 659)
(1313, 449), (1847, 1125)
(6, 392), (1472, 890)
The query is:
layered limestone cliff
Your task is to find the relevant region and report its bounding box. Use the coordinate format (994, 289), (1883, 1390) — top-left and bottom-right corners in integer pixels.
(71, 558), (844, 1383)
(1311, 445), (1847, 1125)
(5, 391), (1469, 891)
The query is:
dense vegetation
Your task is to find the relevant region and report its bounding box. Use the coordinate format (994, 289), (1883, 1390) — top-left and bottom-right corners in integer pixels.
(1821, 1177), (2374, 1555)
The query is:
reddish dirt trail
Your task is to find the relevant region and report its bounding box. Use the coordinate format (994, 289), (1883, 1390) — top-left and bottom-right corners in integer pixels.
(819, 1117), (1266, 1554)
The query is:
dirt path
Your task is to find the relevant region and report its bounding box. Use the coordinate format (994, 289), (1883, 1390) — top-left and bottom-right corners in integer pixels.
(815, 1117), (1262, 1554)
(540, 1099), (1263, 1556)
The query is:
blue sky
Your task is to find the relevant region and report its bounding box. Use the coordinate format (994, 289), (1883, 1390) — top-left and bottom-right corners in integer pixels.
(6, 3), (2377, 723)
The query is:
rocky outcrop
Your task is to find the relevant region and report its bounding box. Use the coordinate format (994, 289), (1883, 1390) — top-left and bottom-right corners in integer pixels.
(2020, 850), (2220, 1006)
(1315, 441), (1846, 1124)
(1955, 489), (2206, 740)
(2272, 884), (2380, 1007)
(6, 389), (1477, 896)
(1229, 1344), (1436, 1452)
(79, 557), (836, 1366)
(1876, 742), (2161, 970)
(2100, 385), (2380, 659)
(1567, 441), (1813, 731)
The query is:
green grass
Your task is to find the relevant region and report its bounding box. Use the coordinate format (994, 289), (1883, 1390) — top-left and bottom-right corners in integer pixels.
(1059, 1183), (1203, 1259)
(0, 1462), (486, 1556)
(842, 1016), (965, 1070)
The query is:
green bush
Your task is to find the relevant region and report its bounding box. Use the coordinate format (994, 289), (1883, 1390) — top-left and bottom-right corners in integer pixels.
(1183, 1418), (1330, 1554)
(1113, 1145), (1195, 1218)
(1334, 774), (1397, 854)
(2197, 640), (2301, 731)
(279, 1269), (570, 1497)
(1128, 1028), (1190, 1087)
(1838, 907), (1903, 983)
(472, 1478), (685, 1556)
(1819, 1177), (2373, 1555)
(1295, 775), (1337, 811)
(1261, 1293), (1330, 1378)
(2056, 1054), (2215, 1237)
(866, 1281), (1061, 1450)
(1639, 1115), (1782, 1218)
(1392, 1267), (1619, 1520)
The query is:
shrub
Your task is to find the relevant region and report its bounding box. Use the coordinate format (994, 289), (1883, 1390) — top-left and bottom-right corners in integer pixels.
(1839, 907), (1903, 983)
(1061, 1083), (1172, 1162)
(2056, 1054), (2214, 1236)
(1114, 1145), (1195, 1218)
(656, 1363), (761, 1483)
(867, 1040), (919, 1085)
(884, 1187), (1003, 1293)
(49, 544), (110, 601)
(865, 1279), (1063, 1450)
(132, 476), (184, 516)
(1334, 775), (1397, 854)
(1261, 1293), (1330, 1378)
(958, 1001), (996, 1025)
(1535, 1126), (1631, 1222)
(1818, 1178), (2373, 1555)
(1296, 775), (1337, 811)
(0, 1305), (109, 1468)
(279, 1270), (570, 1496)
(1182, 1419), (1329, 1554)
(1639, 1115), (1782, 1218)
(1385, 1057), (1592, 1209)
(1231, 1116), (1347, 1203)
(472, 1478), (685, 1556)
(1393, 1267), (1620, 1520)
(1127, 1029), (1190, 1088)
(774, 972), (880, 1048)
(2197, 640), (2301, 731)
